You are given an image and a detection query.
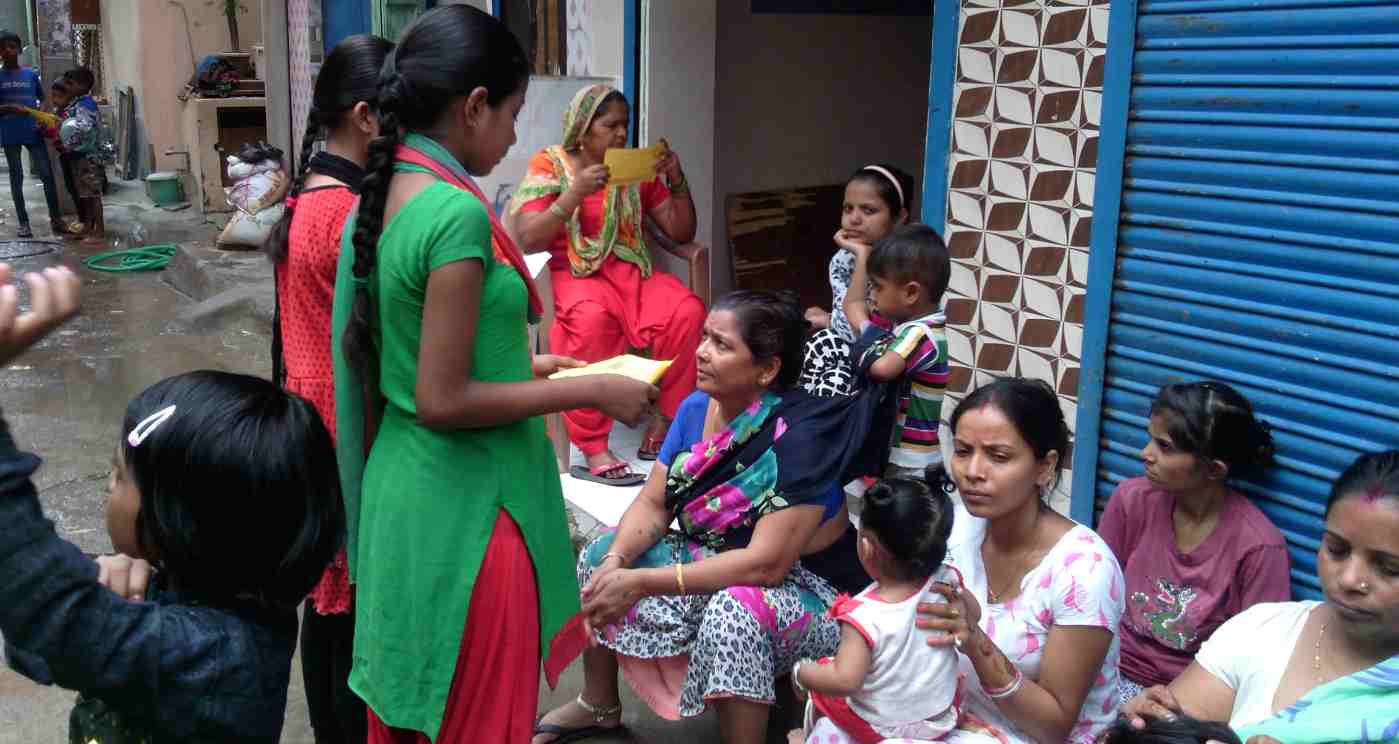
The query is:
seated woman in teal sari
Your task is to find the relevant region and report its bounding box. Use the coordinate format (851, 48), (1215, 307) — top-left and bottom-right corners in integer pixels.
(535, 290), (887, 744)
(1121, 449), (1399, 744)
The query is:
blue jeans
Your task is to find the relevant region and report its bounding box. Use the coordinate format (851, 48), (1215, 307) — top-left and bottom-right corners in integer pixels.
(3, 142), (62, 228)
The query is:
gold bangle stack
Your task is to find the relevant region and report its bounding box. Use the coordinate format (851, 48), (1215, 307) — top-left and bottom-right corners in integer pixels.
(548, 201), (571, 220)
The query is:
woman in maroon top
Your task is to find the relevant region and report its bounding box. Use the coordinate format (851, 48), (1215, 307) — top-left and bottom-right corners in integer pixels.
(266, 33), (393, 744)
(1097, 381), (1291, 704)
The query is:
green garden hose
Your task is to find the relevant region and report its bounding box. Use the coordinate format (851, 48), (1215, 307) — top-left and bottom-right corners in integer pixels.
(82, 244), (178, 273)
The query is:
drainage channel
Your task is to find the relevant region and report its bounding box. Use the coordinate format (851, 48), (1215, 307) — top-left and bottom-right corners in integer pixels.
(0, 239), (59, 260)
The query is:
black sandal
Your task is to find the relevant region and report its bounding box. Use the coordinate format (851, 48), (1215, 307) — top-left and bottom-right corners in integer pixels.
(570, 463), (645, 487)
(533, 695), (629, 743)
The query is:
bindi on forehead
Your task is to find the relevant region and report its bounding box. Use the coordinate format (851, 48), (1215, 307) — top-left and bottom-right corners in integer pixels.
(1358, 484), (1398, 507)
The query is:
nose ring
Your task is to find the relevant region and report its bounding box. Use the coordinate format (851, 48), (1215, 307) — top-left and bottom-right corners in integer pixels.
(1358, 581), (1371, 593)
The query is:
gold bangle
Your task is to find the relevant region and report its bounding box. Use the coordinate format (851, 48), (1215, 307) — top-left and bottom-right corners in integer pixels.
(675, 562), (686, 596)
(601, 551), (628, 566)
(548, 201), (570, 220)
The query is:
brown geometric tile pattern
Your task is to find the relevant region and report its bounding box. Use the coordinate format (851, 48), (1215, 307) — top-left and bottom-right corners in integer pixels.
(941, 0), (1109, 502)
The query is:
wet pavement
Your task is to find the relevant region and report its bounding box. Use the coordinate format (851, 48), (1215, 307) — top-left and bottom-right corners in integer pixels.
(0, 175), (728, 743)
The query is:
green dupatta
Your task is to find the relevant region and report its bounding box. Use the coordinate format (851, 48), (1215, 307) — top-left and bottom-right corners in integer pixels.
(1235, 655), (1399, 743)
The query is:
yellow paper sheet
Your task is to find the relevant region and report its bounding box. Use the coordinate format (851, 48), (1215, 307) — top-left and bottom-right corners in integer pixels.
(549, 354), (673, 385)
(18, 107), (58, 129)
(604, 143), (666, 186)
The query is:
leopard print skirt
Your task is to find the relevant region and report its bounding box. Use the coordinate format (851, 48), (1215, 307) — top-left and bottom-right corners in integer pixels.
(579, 532), (840, 717)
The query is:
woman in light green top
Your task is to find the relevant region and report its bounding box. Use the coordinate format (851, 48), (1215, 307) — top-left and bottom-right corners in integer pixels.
(330, 7), (656, 742)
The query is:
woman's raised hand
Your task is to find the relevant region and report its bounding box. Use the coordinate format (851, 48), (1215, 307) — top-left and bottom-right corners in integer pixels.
(657, 138), (683, 182)
(590, 374), (659, 427)
(1121, 685), (1184, 729)
(917, 580), (984, 649)
(569, 163), (611, 199)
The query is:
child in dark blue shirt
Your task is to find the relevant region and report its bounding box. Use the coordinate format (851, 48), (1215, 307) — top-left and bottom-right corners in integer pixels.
(0, 30), (64, 238)
(0, 264), (345, 742)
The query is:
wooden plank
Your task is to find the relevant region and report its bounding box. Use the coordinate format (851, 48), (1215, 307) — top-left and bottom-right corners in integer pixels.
(70, 0), (100, 25)
(725, 184), (845, 315)
(116, 86), (136, 180)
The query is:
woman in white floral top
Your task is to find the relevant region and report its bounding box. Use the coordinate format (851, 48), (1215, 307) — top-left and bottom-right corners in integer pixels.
(918, 378), (1124, 744)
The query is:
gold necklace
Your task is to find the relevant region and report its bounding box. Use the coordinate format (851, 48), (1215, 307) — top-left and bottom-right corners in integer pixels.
(984, 514), (1042, 604)
(1313, 620), (1328, 684)
(986, 552), (1030, 604)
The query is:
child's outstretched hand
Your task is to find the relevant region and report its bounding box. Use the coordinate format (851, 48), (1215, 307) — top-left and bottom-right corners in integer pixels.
(0, 264), (81, 367)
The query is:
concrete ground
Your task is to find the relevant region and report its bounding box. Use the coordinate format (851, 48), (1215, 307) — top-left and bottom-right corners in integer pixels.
(0, 174), (726, 742)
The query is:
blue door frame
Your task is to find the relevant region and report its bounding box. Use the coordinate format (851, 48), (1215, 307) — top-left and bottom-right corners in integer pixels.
(1067, 0), (1139, 526)
(324, 0), (439, 52)
(918, 0), (957, 226)
(323, 0), (371, 52)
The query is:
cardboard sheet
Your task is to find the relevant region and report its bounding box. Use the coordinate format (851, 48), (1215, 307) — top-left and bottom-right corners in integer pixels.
(549, 354), (672, 384)
(604, 143), (666, 186)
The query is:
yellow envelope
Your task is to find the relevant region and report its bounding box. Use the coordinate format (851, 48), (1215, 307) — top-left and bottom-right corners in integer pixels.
(549, 354), (673, 385)
(604, 143), (666, 186)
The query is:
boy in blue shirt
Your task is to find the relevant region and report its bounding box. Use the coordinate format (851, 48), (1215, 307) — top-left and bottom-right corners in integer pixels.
(0, 29), (64, 238)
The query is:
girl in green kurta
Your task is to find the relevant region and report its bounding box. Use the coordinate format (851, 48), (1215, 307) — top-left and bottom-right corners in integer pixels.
(329, 7), (658, 742)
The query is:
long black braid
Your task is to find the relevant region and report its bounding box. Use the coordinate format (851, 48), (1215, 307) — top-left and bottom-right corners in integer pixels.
(339, 6), (528, 412)
(268, 116), (322, 386)
(341, 104), (399, 383)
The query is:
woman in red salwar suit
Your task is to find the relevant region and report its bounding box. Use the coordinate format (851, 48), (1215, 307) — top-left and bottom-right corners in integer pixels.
(509, 84), (702, 486)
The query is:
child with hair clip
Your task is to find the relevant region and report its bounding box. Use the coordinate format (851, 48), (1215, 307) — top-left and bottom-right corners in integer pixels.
(1098, 381), (1289, 703)
(0, 263), (343, 743)
(790, 475), (967, 744)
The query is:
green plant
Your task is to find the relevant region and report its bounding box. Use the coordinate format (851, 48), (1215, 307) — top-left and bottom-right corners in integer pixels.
(209, 0), (248, 50)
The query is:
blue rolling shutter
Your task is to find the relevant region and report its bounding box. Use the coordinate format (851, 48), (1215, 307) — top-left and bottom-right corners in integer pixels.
(1073, 0), (1399, 599)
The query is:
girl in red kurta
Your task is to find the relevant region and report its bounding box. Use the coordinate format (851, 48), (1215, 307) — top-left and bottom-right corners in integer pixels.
(509, 84), (703, 486)
(266, 33), (393, 744)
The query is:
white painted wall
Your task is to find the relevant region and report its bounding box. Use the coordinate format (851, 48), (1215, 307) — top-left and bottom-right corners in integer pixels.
(642, 0), (717, 283)
(711, 0), (932, 294)
(583, 0), (624, 79)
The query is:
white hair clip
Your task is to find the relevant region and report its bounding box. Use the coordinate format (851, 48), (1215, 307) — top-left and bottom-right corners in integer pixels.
(127, 405), (176, 448)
